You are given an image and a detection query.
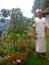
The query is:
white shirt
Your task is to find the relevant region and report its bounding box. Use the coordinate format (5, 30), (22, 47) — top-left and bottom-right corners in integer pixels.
(33, 17), (48, 38)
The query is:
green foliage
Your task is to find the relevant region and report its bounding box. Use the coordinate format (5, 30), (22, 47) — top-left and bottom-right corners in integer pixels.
(32, 0), (40, 13)
(0, 50), (4, 57)
(39, 0), (49, 10)
(0, 31), (2, 35)
(7, 8), (24, 35)
(32, 0), (49, 13)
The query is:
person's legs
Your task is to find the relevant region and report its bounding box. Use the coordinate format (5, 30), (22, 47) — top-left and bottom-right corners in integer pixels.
(36, 52), (41, 58)
(41, 53), (49, 61)
(36, 52), (49, 61)
(43, 53), (48, 58)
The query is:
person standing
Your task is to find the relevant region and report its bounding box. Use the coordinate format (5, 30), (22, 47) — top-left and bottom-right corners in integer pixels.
(33, 9), (49, 61)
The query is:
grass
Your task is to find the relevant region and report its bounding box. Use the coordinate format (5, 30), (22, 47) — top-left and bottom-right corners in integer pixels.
(26, 51), (49, 65)
(25, 47), (49, 65)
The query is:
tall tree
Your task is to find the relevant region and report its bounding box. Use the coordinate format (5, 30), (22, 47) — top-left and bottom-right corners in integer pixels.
(7, 8), (33, 47)
(32, 0), (40, 13)
(7, 8), (23, 46)
(39, 0), (49, 10)
(32, 0), (49, 13)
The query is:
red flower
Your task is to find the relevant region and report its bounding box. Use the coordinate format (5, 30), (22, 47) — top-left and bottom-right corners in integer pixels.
(31, 34), (36, 40)
(8, 53), (12, 58)
(12, 54), (17, 62)
(19, 54), (26, 60)
(22, 40), (27, 44)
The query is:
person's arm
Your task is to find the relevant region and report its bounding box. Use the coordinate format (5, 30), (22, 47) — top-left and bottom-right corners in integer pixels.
(33, 18), (37, 39)
(33, 27), (36, 40)
(44, 18), (49, 38)
(45, 27), (49, 38)
(34, 27), (36, 34)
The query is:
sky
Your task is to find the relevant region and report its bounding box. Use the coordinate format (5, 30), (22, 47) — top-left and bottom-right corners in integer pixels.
(0, 0), (35, 18)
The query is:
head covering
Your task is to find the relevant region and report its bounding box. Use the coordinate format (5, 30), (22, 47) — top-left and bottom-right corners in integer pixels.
(36, 9), (42, 13)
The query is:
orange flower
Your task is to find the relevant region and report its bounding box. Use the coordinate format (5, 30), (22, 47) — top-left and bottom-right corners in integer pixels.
(8, 53), (12, 58)
(12, 54), (17, 62)
(20, 54), (26, 60)
(8, 53), (12, 56)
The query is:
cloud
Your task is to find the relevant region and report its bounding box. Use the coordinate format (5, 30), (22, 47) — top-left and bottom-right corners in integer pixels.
(0, 0), (34, 18)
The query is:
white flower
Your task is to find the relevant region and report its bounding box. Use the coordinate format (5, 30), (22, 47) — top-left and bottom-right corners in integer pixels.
(0, 56), (2, 60)
(16, 59), (21, 63)
(13, 61), (16, 64)
(5, 56), (8, 59)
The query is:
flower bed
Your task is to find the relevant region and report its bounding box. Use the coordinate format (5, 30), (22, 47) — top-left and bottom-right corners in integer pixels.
(0, 34), (35, 65)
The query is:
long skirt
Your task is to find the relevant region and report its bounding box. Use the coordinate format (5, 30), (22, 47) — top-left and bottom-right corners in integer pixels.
(35, 38), (46, 53)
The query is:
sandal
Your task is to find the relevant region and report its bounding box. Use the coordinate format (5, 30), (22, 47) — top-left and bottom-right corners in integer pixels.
(44, 57), (49, 61)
